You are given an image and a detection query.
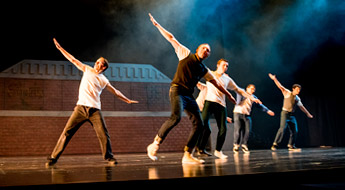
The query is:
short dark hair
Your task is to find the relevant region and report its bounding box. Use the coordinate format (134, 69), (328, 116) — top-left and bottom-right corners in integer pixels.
(246, 84), (255, 89)
(217, 58), (228, 66)
(292, 84), (301, 90)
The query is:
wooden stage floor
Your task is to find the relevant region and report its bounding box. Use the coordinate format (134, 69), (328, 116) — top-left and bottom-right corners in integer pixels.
(1, 147), (345, 189)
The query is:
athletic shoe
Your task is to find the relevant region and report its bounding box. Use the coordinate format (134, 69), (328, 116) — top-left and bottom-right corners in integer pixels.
(214, 150), (228, 159)
(182, 152), (205, 164)
(233, 144), (240, 153)
(45, 157), (57, 167)
(147, 143), (159, 161)
(107, 157), (118, 165)
(196, 149), (212, 157)
(241, 145), (250, 154)
(288, 145), (301, 152)
(271, 143), (278, 151)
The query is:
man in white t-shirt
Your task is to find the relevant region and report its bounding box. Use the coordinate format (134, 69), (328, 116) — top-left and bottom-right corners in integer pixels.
(46, 38), (138, 166)
(196, 59), (261, 159)
(233, 84), (274, 153)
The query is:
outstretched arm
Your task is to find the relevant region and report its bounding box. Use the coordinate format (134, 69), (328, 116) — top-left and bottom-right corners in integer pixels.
(149, 13), (182, 52)
(298, 105), (313, 118)
(234, 88), (262, 104)
(268, 73), (288, 94)
(209, 79), (236, 104)
(106, 84), (139, 104)
(53, 38), (86, 72)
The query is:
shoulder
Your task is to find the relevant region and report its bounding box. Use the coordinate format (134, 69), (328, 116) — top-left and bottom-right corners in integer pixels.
(295, 95), (301, 101)
(176, 44), (191, 61)
(283, 89), (292, 97)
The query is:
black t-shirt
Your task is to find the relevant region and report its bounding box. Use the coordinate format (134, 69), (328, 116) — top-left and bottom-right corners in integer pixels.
(171, 53), (208, 95)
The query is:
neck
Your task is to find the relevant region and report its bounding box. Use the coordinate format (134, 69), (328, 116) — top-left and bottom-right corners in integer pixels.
(93, 68), (103, 74)
(215, 70), (223, 77)
(195, 53), (203, 61)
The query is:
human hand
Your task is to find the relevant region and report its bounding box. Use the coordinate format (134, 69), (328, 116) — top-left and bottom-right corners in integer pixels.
(149, 13), (158, 26)
(267, 110), (275, 116)
(53, 38), (62, 50)
(268, 73), (276, 80)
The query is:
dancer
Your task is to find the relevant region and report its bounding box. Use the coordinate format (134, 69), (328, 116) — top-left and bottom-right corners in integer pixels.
(269, 73), (313, 151)
(196, 59), (261, 159)
(147, 13), (236, 164)
(195, 82), (232, 154)
(46, 38), (138, 166)
(233, 84), (275, 154)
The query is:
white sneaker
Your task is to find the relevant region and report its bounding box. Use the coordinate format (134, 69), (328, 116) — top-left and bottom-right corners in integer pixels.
(233, 144), (240, 153)
(241, 145), (250, 154)
(182, 152), (205, 164)
(214, 150), (228, 159)
(147, 143), (159, 161)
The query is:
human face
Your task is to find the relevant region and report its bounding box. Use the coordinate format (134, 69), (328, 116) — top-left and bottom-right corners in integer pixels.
(217, 61), (229, 74)
(94, 58), (108, 73)
(246, 85), (256, 95)
(196, 44), (211, 60)
(292, 87), (301, 95)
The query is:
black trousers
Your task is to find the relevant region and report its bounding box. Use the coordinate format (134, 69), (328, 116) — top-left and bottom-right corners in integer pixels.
(157, 86), (204, 152)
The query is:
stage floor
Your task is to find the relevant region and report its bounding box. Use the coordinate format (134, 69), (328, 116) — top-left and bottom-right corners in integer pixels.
(1, 147), (345, 189)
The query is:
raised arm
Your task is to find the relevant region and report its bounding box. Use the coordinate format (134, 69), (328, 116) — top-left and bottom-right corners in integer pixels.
(149, 13), (182, 52)
(106, 83), (138, 104)
(268, 73), (288, 94)
(53, 38), (86, 72)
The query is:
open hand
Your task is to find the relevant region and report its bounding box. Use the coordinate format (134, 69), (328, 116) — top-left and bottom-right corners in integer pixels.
(267, 110), (275, 116)
(127, 100), (139, 104)
(53, 38), (62, 50)
(149, 13), (158, 26)
(268, 73), (276, 80)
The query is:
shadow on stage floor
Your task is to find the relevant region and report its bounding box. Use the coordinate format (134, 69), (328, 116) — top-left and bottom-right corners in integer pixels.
(1, 147), (345, 189)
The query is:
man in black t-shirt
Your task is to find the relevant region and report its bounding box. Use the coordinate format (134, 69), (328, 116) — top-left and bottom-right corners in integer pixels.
(147, 13), (236, 164)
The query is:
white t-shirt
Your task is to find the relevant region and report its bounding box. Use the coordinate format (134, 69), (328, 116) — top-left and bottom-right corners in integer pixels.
(196, 83), (207, 111)
(77, 67), (109, 109)
(205, 72), (238, 107)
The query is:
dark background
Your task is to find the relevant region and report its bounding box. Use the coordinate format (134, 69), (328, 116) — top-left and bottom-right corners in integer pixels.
(3, 0), (345, 148)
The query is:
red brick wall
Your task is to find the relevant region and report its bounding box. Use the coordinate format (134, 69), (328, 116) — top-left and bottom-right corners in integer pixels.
(0, 78), (192, 156)
(0, 116), (191, 156)
(0, 78), (171, 111)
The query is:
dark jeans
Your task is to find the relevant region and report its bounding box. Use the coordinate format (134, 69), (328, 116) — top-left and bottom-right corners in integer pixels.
(50, 105), (114, 160)
(197, 100), (227, 151)
(273, 110), (298, 146)
(157, 86), (204, 153)
(233, 113), (252, 146)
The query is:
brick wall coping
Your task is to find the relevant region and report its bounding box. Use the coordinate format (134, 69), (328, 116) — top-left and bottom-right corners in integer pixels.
(0, 60), (171, 83)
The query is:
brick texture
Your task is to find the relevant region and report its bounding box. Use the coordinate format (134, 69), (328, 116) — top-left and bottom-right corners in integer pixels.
(0, 78), (192, 156)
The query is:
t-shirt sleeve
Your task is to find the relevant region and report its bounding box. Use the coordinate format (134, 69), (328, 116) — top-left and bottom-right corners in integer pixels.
(100, 75), (110, 89)
(227, 77), (239, 91)
(203, 69), (215, 81)
(175, 44), (191, 61)
(296, 95), (303, 106)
